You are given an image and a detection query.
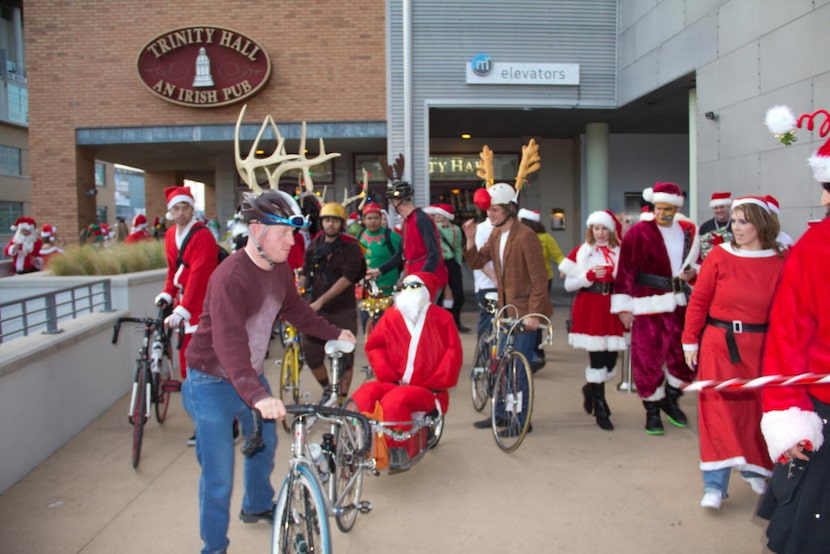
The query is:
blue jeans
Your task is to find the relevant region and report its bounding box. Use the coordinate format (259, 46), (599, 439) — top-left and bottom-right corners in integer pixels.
(182, 369), (278, 554)
(495, 331), (537, 426)
(702, 468), (764, 498)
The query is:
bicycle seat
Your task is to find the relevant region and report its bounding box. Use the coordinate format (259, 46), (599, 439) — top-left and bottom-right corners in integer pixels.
(325, 340), (356, 355)
(484, 291), (498, 302)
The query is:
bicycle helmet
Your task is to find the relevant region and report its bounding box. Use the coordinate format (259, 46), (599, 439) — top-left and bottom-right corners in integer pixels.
(386, 180), (414, 201)
(488, 183), (518, 205)
(240, 190), (308, 228)
(319, 201), (347, 222)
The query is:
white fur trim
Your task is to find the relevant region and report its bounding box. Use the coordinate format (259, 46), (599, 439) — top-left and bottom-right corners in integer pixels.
(423, 206), (454, 221)
(585, 367), (606, 384)
(568, 333), (628, 352)
(808, 152), (830, 183)
(682, 343), (699, 352)
(720, 243), (777, 258)
(155, 292), (173, 306)
(642, 385), (666, 401)
(760, 408), (826, 462)
(518, 208), (540, 222)
(699, 457), (772, 477)
(401, 307), (428, 384)
(586, 210), (615, 231)
(630, 291), (680, 315)
(709, 198), (732, 208)
(664, 371), (687, 389)
(639, 212), (654, 222)
(558, 257), (578, 276)
(166, 194), (195, 210)
(732, 197), (770, 213)
(610, 293), (634, 314)
(173, 304), (192, 322)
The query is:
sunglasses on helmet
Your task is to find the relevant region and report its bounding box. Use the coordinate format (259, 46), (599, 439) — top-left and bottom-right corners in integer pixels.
(400, 281), (424, 290)
(258, 212), (310, 229)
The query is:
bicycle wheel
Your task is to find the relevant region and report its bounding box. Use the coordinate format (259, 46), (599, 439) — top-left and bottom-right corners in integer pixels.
(153, 353), (173, 423)
(272, 465), (331, 554)
(491, 350), (534, 453)
(279, 346), (301, 432)
(333, 399), (365, 533)
(470, 333), (491, 412)
(132, 361), (149, 468)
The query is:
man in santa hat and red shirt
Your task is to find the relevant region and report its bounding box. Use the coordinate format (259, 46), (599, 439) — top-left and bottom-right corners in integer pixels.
(154, 186), (219, 385)
(756, 104), (830, 553)
(4, 217), (43, 274)
(39, 224), (63, 267)
(351, 271), (462, 469)
(125, 214), (153, 244)
(698, 192), (733, 259)
(611, 181), (700, 435)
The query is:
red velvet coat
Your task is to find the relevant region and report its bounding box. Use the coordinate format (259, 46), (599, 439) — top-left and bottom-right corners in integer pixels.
(162, 222), (218, 330)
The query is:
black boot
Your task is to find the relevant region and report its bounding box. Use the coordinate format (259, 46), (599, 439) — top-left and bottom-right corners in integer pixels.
(591, 383), (613, 431)
(643, 401), (664, 435)
(660, 385), (688, 428)
(581, 383), (593, 415)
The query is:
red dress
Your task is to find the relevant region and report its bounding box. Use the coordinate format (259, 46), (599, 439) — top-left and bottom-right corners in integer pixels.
(559, 242), (626, 352)
(682, 243), (786, 475)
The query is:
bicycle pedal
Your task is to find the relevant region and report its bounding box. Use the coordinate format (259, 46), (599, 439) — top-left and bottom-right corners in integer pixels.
(357, 501), (373, 513)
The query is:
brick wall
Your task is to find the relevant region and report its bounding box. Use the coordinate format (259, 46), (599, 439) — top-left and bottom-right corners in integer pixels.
(25, 1), (387, 238)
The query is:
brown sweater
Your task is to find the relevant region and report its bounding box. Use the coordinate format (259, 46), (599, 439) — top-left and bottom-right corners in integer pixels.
(186, 250), (340, 407)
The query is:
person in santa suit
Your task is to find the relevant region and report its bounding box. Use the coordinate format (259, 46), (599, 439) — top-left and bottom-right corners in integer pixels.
(4, 217), (43, 274)
(125, 214), (153, 244)
(559, 210), (627, 431)
(39, 224), (64, 267)
(611, 181), (700, 435)
(756, 104), (830, 553)
(351, 272), (462, 470)
(154, 186), (219, 383)
(681, 196), (786, 510)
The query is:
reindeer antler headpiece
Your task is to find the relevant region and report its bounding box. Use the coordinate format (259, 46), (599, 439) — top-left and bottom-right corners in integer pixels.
(765, 105), (830, 182)
(476, 140), (541, 191)
(234, 104), (341, 195)
(380, 154), (406, 184)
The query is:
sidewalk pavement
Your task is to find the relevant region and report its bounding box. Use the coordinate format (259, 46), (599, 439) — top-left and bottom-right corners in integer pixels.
(0, 308), (774, 553)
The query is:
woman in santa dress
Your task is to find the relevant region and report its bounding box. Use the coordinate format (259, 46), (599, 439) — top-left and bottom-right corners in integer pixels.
(682, 196), (786, 510)
(559, 210), (627, 431)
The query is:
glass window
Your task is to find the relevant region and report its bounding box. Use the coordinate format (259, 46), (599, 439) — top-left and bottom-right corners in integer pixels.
(0, 201), (23, 233)
(96, 206), (108, 224)
(95, 162), (106, 187)
(0, 144), (21, 176)
(7, 83), (28, 125)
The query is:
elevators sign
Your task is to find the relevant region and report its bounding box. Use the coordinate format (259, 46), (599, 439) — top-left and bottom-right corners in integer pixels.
(137, 26), (271, 108)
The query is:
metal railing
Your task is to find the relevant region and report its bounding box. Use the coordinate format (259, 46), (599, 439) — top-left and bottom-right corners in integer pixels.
(0, 280), (113, 344)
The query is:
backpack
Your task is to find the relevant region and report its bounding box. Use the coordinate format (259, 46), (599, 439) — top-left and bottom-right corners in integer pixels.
(176, 224), (229, 269)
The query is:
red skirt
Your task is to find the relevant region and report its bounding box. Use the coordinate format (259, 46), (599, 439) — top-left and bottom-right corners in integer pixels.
(568, 291), (626, 352)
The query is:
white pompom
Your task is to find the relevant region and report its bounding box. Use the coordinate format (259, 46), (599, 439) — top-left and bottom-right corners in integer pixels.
(765, 105), (797, 136)
(642, 187), (654, 203)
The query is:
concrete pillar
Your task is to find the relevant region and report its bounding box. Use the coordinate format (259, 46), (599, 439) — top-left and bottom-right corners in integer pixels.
(144, 171), (184, 230)
(585, 122), (609, 214)
(214, 154), (239, 229)
(688, 88), (698, 222)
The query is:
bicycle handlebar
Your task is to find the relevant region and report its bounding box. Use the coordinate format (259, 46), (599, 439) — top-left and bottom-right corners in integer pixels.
(111, 316), (164, 345)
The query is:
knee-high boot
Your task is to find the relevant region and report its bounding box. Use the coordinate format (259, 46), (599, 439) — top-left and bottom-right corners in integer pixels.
(642, 401), (664, 435)
(591, 382), (613, 431)
(660, 384), (688, 427)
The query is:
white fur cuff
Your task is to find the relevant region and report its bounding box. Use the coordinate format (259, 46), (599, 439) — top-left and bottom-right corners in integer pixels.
(760, 408), (826, 462)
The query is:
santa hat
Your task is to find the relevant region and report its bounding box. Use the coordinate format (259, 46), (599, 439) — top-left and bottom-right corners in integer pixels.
(362, 201), (382, 215)
(347, 212), (360, 223)
(709, 192), (732, 208)
(642, 182), (684, 207)
(132, 214), (148, 230)
(518, 208), (541, 222)
(423, 203), (454, 221)
(586, 210), (621, 237)
(10, 216), (35, 232)
(765, 195), (781, 215)
(41, 223), (56, 238)
(765, 105), (830, 183)
(731, 195), (770, 213)
(404, 272), (439, 300)
(164, 186), (195, 211)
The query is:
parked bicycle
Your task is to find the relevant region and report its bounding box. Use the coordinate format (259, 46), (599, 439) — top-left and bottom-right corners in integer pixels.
(472, 298), (552, 452)
(111, 307), (179, 468)
(275, 318), (307, 432)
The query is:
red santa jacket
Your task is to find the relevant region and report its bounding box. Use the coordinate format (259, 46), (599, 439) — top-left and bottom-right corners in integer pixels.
(365, 304), (462, 412)
(161, 222), (218, 329)
(125, 229), (152, 244)
(760, 218), (830, 462)
(611, 218), (699, 315)
(4, 238), (43, 274)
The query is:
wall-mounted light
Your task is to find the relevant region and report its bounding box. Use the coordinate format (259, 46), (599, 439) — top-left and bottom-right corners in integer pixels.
(704, 111), (718, 121)
(460, 133), (471, 139)
(550, 208), (566, 231)
(85, 188), (98, 197)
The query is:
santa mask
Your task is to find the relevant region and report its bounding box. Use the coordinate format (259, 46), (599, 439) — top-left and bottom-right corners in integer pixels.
(395, 277), (430, 324)
(12, 227), (37, 255)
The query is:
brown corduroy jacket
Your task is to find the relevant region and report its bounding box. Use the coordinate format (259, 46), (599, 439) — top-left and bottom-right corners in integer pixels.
(464, 220), (553, 319)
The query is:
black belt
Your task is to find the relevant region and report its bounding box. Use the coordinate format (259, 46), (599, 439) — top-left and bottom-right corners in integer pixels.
(583, 282), (613, 295)
(635, 272), (690, 296)
(707, 317), (768, 364)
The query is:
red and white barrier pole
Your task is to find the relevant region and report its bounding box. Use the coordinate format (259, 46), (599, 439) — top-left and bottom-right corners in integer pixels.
(682, 372), (830, 392)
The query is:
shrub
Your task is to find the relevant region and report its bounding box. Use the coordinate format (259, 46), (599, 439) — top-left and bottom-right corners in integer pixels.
(47, 241), (167, 276)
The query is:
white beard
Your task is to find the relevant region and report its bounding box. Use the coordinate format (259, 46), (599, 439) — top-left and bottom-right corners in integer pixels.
(395, 287), (430, 325)
(13, 230), (37, 256)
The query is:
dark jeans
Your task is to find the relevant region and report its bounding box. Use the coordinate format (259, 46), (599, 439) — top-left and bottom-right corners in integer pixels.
(475, 288), (497, 339)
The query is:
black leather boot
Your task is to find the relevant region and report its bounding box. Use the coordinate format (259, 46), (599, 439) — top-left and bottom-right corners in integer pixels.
(591, 383), (613, 431)
(643, 401), (664, 435)
(581, 383), (593, 415)
(660, 385), (688, 427)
